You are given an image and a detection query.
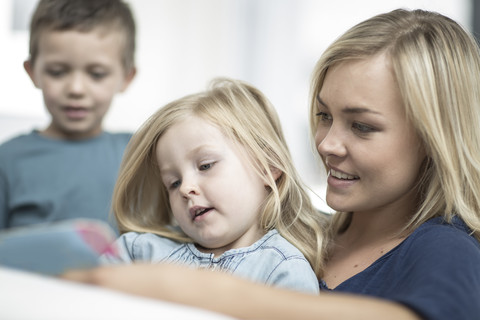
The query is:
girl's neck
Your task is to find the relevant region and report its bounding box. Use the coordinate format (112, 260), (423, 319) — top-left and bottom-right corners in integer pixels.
(195, 228), (267, 258)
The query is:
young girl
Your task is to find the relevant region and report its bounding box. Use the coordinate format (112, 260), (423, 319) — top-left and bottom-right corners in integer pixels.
(101, 78), (325, 294)
(64, 9), (480, 320)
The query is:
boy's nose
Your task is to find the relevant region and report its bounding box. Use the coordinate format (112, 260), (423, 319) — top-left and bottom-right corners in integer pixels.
(66, 73), (86, 96)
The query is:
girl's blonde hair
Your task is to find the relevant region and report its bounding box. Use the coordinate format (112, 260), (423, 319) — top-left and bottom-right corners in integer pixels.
(309, 9), (480, 242)
(114, 78), (327, 277)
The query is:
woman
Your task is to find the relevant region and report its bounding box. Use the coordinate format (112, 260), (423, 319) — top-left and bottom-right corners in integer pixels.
(63, 9), (480, 320)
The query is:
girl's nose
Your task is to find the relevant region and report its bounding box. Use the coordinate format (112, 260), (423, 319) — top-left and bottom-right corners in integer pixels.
(179, 178), (200, 199)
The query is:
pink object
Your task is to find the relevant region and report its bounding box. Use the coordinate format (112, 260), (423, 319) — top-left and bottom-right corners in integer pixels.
(75, 221), (118, 256)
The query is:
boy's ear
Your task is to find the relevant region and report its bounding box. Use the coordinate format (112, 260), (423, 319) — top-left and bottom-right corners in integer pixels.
(23, 60), (39, 88)
(120, 67), (137, 92)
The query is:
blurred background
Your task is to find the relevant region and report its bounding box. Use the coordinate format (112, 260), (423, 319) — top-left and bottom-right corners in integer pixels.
(0, 0), (473, 212)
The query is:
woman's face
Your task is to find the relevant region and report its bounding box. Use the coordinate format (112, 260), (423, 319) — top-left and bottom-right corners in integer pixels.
(314, 53), (426, 217)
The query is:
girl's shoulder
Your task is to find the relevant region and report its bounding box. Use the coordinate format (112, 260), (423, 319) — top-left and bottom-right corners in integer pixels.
(116, 231), (185, 261)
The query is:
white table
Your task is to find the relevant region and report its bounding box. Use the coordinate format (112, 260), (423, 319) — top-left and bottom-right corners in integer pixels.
(0, 267), (235, 320)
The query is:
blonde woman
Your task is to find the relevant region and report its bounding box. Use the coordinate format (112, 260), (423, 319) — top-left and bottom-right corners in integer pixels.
(100, 78), (325, 293)
(64, 9), (480, 320)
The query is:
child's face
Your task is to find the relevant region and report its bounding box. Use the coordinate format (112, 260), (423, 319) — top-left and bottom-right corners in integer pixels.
(314, 53), (426, 218)
(24, 27), (135, 140)
(156, 115), (267, 256)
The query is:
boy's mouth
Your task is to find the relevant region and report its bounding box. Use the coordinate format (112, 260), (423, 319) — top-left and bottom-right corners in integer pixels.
(63, 106), (89, 120)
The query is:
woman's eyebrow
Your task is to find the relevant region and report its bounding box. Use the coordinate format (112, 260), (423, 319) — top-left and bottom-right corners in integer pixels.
(317, 95), (381, 115)
(342, 106), (381, 115)
(316, 96), (328, 109)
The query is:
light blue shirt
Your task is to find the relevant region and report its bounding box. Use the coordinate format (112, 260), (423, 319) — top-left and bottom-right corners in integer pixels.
(102, 229), (319, 294)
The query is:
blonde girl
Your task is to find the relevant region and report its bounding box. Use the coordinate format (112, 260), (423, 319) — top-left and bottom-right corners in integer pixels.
(103, 78), (326, 293)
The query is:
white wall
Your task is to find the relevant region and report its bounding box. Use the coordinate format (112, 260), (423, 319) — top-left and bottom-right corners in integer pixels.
(0, 0), (471, 212)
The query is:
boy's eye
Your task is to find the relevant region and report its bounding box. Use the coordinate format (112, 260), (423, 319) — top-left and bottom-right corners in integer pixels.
(89, 71), (108, 80)
(46, 68), (66, 77)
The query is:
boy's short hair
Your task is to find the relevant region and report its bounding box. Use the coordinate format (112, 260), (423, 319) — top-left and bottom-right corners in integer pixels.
(28, 0), (136, 71)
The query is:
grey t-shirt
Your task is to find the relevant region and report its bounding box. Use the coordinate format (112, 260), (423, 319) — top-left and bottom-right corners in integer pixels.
(0, 130), (131, 231)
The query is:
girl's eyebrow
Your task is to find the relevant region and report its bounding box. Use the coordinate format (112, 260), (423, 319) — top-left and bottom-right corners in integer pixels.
(159, 166), (174, 177)
(317, 95), (381, 115)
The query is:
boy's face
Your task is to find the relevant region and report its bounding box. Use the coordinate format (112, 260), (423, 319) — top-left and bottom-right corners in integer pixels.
(24, 27), (135, 140)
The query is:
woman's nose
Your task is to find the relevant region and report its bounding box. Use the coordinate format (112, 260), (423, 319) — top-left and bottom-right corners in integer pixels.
(315, 124), (347, 158)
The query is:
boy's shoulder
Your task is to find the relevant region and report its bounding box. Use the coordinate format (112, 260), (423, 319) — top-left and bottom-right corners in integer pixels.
(103, 131), (133, 142)
(0, 131), (132, 148)
(0, 131), (39, 155)
(0, 130), (132, 163)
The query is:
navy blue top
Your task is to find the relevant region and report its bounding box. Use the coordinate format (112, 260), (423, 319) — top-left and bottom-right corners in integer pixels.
(319, 217), (480, 320)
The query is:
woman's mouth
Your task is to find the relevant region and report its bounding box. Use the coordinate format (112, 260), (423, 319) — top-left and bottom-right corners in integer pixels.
(330, 169), (359, 180)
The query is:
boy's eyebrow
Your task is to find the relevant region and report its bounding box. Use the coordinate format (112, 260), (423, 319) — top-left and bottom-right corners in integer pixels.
(316, 95), (381, 115)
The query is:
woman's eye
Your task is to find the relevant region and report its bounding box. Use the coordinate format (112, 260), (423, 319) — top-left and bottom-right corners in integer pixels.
(316, 111), (332, 122)
(352, 122), (376, 134)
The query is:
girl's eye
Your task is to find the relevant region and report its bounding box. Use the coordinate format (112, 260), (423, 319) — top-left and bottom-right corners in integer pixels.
(316, 111), (332, 122)
(199, 162), (214, 171)
(352, 122), (376, 134)
(170, 180), (181, 189)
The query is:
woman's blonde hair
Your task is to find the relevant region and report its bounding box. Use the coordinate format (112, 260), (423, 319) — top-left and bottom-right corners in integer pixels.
(309, 9), (480, 242)
(114, 78), (327, 276)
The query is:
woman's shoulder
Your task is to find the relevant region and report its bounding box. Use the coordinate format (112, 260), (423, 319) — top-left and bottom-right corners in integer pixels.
(411, 216), (479, 247)
(385, 216), (480, 319)
(400, 216), (480, 264)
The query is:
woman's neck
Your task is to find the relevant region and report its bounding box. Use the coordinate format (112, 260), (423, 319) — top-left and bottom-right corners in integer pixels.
(322, 202), (415, 289)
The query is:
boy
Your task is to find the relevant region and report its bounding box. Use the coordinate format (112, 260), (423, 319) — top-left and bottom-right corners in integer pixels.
(0, 0), (137, 231)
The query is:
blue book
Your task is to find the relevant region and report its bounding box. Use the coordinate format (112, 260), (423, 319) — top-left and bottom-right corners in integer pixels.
(0, 219), (118, 276)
